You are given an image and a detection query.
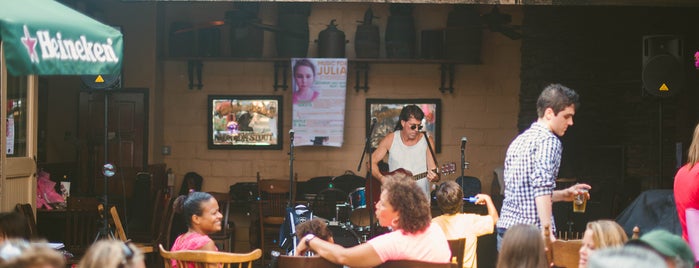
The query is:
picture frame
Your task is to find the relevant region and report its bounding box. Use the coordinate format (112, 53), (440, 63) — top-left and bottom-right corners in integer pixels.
(208, 95), (282, 150)
(365, 98), (442, 153)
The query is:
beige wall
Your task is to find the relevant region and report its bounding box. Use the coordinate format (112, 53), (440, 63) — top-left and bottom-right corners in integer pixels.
(44, 1), (520, 195)
(157, 3), (522, 194)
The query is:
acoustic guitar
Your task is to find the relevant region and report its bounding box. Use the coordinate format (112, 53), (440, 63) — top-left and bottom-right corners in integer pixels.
(365, 162), (457, 211)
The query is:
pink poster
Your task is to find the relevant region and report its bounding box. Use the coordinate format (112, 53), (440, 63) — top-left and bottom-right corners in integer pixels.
(291, 58), (347, 147)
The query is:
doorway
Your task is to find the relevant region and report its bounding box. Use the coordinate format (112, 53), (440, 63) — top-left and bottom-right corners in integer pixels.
(76, 89), (148, 201)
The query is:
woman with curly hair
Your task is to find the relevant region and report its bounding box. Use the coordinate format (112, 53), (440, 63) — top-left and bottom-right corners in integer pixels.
(295, 172), (451, 266)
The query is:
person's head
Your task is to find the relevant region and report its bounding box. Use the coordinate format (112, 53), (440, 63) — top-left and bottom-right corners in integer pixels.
(179, 172), (203, 196)
(627, 229), (695, 268)
(0, 239), (65, 268)
(587, 246), (668, 268)
(686, 123), (699, 168)
(293, 59), (316, 92)
(536, 83), (579, 136)
(375, 172), (431, 234)
(78, 239), (145, 268)
(295, 218), (333, 243)
(579, 220), (628, 268)
(497, 224), (548, 268)
(0, 212), (29, 243)
(173, 191), (222, 234)
(395, 105), (425, 131)
(436, 181), (463, 215)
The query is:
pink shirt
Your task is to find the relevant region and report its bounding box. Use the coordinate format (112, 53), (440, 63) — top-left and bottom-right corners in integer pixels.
(367, 223), (451, 264)
(170, 232), (218, 268)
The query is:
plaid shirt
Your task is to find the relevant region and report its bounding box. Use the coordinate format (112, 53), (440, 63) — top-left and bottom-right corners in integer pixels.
(496, 121), (561, 231)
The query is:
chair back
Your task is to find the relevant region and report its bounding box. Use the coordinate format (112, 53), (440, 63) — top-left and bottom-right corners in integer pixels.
(158, 244), (261, 268)
(378, 260), (452, 268)
(258, 178), (292, 218)
(550, 239), (583, 268)
(257, 173), (293, 263)
(447, 238), (466, 268)
(64, 208), (99, 256)
(109, 206), (128, 241)
(14, 203), (38, 238)
(277, 255), (342, 268)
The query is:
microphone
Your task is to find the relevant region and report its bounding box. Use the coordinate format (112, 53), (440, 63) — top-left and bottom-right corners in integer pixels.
(289, 129), (294, 140)
(461, 137), (467, 150)
(371, 117), (377, 124)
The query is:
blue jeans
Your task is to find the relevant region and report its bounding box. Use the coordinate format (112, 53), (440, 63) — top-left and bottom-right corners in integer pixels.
(496, 227), (507, 252)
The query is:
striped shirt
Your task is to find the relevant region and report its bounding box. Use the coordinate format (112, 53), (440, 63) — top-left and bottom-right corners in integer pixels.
(496, 121), (561, 231)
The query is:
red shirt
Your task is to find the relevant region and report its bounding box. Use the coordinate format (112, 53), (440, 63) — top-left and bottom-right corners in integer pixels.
(673, 163), (699, 242)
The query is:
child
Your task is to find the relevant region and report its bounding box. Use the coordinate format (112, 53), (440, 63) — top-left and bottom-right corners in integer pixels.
(432, 181), (499, 268)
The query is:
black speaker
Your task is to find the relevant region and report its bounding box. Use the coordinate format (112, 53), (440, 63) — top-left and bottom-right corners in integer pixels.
(642, 35), (684, 97)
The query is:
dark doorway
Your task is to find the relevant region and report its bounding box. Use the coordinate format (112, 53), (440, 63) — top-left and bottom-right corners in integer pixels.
(76, 89), (148, 200)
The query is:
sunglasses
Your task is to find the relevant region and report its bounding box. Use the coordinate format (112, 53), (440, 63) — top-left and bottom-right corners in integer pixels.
(409, 124), (423, 131)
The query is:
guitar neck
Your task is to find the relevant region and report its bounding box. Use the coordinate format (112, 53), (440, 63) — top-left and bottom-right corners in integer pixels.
(412, 170), (433, 181)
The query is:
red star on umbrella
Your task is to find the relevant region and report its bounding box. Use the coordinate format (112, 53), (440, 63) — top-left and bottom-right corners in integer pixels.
(21, 25), (39, 63)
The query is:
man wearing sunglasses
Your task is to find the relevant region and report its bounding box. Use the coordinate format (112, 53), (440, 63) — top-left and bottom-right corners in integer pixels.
(371, 105), (438, 199)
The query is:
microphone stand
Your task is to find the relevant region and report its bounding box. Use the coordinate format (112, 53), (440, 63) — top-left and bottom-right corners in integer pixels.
(357, 118), (377, 238)
(288, 130), (295, 208)
(461, 140), (466, 178)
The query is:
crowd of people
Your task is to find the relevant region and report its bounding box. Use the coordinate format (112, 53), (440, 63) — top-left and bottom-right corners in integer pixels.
(1, 83), (697, 268)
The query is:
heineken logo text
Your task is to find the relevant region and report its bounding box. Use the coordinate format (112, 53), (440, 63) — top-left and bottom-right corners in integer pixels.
(33, 29), (118, 63)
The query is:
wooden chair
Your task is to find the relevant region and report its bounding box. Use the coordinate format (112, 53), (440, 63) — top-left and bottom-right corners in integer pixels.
(207, 191), (235, 252)
(277, 255), (342, 268)
(158, 244), (261, 268)
(257, 173), (292, 263)
(109, 205), (155, 253)
(378, 260), (452, 268)
(14, 203), (39, 238)
(447, 238), (466, 268)
(64, 208), (99, 257)
(544, 225), (583, 268)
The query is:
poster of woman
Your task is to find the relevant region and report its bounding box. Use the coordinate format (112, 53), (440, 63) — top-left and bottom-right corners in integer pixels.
(292, 58), (347, 147)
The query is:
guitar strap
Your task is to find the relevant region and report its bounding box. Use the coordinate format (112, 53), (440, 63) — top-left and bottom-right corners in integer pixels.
(423, 132), (439, 168)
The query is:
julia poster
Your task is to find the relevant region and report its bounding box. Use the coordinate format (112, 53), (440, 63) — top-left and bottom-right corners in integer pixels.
(292, 58), (347, 147)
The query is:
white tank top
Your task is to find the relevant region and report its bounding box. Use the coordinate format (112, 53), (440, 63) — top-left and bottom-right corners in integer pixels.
(388, 130), (431, 198)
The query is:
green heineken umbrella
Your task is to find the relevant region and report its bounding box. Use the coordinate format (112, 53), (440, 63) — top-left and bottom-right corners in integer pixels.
(0, 0), (123, 76)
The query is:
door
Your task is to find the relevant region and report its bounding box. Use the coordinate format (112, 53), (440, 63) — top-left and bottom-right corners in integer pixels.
(77, 89), (148, 199)
(1, 42), (39, 211)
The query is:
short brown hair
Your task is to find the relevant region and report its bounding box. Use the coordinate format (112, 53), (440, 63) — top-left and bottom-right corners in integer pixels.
(436, 181), (463, 215)
(295, 218), (333, 241)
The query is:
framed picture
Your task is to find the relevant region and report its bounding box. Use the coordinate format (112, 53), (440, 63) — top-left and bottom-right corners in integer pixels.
(208, 95), (282, 150)
(365, 98), (442, 153)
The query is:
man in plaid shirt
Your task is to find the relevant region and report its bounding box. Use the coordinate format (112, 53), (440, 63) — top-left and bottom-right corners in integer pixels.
(495, 84), (591, 250)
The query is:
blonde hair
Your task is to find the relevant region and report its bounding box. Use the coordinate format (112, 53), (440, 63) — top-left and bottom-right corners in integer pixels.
(0, 239), (65, 268)
(586, 220), (628, 249)
(78, 239), (144, 268)
(688, 123), (699, 168)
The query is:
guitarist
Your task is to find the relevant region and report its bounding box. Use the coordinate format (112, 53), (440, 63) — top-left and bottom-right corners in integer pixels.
(370, 105), (439, 199)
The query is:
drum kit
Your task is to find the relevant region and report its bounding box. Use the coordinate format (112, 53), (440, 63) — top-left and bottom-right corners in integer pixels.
(306, 173), (384, 247)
